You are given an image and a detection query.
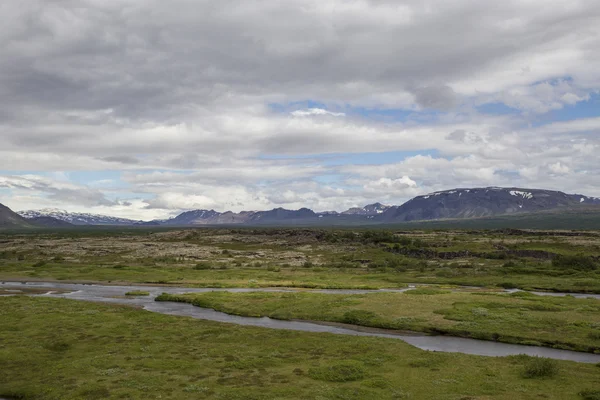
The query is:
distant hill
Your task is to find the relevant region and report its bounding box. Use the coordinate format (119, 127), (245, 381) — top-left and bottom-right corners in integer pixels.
(160, 209), (222, 225)
(386, 206), (600, 231)
(341, 202), (391, 216)
(379, 187), (600, 222)
(14, 187), (600, 228)
(160, 208), (319, 226)
(18, 208), (142, 226)
(29, 216), (74, 228)
(0, 203), (37, 228)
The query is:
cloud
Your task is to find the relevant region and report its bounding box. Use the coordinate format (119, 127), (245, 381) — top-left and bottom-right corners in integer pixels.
(548, 162), (570, 175)
(1, 0), (600, 218)
(363, 176), (418, 195)
(412, 85), (458, 111)
(291, 108), (346, 117)
(0, 175), (115, 207)
(100, 156), (140, 165)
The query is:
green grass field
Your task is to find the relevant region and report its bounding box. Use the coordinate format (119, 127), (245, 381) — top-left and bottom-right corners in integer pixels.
(156, 290), (600, 353)
(2, 296), (600, 399)
(1, 227), (600, 293)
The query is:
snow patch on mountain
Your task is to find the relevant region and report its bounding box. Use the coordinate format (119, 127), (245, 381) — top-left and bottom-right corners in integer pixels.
(17, 209), (141, 225)
(509, 190), (533, 199)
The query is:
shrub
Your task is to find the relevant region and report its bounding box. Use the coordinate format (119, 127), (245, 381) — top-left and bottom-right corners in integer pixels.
(194, 262), (212, 270)
(44, 341), (71, 352)
(362, 377), (391, 388)
(471, 307), (489, 317)
(125, 291), (150, 296)
(308, 361), (366, 382)
(408, 355), (444, 368)
(367, 261), (387, 269)
(579, 390), (600, 400)
(521, 357), (559, 379)
(342, 310), (377, 325)
(405, 288), (450, 295)
(32, 260), (47, 268)
(552, 255), (597, 271)
(302, 260), (314, 268)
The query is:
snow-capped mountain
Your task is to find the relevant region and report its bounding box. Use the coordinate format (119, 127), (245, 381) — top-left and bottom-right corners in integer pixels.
(13, 188), (600, 227)
(160, 209), (222, 225)
(341, 202), (391, 216)
(17, 208), (142, 226)
(379, 187), (600, 222)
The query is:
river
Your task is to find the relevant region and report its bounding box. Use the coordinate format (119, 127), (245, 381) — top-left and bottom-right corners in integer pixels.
(2, 281), (600, 363)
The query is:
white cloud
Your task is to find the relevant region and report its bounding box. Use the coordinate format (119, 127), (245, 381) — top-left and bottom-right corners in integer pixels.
(548, 162), (570, 175)
(291, 108), (346, 117)
(363, 176), (418, 195)
(1, 0), (600, 218)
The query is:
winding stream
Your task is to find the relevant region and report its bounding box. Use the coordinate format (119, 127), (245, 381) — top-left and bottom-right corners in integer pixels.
(3, 281), (600, 364)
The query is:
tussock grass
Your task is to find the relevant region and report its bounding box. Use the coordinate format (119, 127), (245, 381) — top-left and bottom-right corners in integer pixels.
(124, 290), (150, 296)
(1, 296), (597, 399)
(521, 357), (559, 379)
(160, 290), (600, 353)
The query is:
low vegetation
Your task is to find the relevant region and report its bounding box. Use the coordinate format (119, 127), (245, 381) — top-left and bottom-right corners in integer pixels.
(1, 227), (600, 294)
(521, 357), (560, 379)
(124, 290), (150, 296)
(156, 290), (600, 353)
(1, 296), (598, 399)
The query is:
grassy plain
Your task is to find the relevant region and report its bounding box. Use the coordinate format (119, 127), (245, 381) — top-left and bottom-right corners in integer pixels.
(1, 227), (599, 292)
(157, 290), (600, 353)
(2, 296), (600, 400)
(2, 227), (600, 398)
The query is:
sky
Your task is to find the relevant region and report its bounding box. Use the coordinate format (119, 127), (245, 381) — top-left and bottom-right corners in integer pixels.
(1, 0), (600, 221)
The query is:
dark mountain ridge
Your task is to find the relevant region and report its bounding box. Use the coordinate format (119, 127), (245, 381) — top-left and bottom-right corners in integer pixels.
(0, 203), (36, 228)
(379, 187), (600, 222)
(13, 187), (600, 227)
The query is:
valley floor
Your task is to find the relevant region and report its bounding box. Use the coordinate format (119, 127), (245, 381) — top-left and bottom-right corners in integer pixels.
(2, 296), (600, 400)
(2, 227), (600, 398)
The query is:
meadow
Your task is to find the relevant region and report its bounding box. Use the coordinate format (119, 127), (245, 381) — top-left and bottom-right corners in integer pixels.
(2, 227), (600, 398)
(1, 228), (600, 292)
(2, 296), (600, 400)
(156, 289), (600, 353)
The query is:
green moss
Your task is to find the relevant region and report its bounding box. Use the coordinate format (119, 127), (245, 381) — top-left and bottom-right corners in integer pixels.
(162, 290), (600, 353)
(521, 357), (560, 379)
(124, 290), (150, 296)
(1, 296), (597, 399)
(308, 361), (366, 382)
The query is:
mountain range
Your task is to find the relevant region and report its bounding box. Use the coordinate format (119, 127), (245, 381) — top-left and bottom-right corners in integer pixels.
(2, 187), (599, 229)
(17, 208), (143, 226)
(0, 203), (36, 228)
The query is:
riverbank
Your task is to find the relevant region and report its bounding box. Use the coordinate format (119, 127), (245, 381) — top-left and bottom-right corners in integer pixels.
(3, 281), (600, 362)
(155, 289), (600, 354)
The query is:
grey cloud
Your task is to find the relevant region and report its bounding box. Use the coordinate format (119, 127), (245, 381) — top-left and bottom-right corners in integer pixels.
(0, 176), (115, 207)
(1, 0), (599, 125)
(100, 155), (140, 165)
(412, 85), (458, 111)
(1, 1), (600, 215)
(46, 187), (115, 207)
(447, 129), (467, 141)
